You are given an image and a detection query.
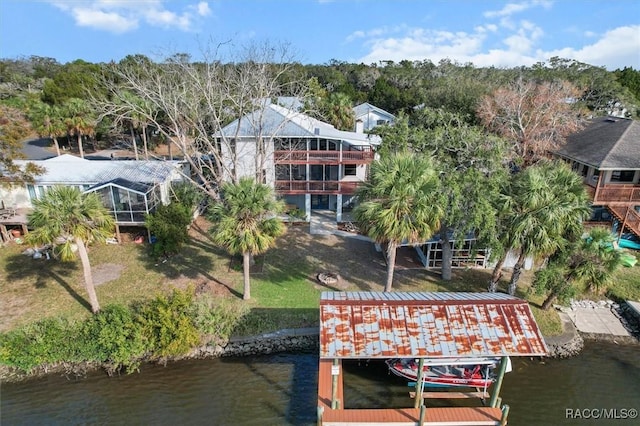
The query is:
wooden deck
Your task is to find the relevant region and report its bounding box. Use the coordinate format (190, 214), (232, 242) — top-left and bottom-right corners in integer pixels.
(0, 208), (29, 242)
(587, 182), (640, 237)
(318, 359), (505, 426)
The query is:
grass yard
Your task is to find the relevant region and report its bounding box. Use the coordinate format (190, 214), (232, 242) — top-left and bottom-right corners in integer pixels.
(2, 216), (639, 337)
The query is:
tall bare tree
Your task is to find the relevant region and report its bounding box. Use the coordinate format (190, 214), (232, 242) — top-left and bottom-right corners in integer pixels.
(96, 41), (309, 199)
(477, 77), (584, 167)
(0, 105), (43, 185)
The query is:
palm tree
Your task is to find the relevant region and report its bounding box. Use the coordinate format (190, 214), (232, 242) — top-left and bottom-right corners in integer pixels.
(28, 102), (65, 156)
(324, 92), (355, 131)
(63, 98), (94, 159)
(353, 152), (444, 292)
(26, 186), (115, 313)
(488, 161), (591, 295)
(209, 178), (285, 300)
(536, 227), (623, 310)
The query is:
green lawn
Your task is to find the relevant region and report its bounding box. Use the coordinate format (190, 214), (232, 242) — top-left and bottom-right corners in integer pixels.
(2, 218), (639, 337)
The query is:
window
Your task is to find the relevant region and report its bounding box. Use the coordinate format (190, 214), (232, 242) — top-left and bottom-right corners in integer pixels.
(611, 170), (635, 183)
(27, 185), (36, 201)
(344, 165), (357, 176)
(581, 164), (588, 177)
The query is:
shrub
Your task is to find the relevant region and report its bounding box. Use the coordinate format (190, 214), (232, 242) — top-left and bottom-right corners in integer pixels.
(136, 289), (201, 359)
(145, 202), (192, 257)
(288, 207), (307, 221)
(171, 182), (205, 211)
(82, 304), (146, 373)
(192, 294), (249, 341)
(0, 318), (83, 372)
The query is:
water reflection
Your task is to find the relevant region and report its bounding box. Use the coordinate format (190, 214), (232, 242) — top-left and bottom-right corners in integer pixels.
(2, 342), (638, 426)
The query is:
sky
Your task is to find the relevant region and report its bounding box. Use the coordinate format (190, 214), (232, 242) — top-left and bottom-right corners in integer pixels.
(1, 0), (639, 70)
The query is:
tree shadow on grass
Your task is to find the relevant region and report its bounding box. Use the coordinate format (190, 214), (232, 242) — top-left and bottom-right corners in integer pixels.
(134, 233), (246, 301)
(3, 253), (92, 312)
(135, 242), (218, 280)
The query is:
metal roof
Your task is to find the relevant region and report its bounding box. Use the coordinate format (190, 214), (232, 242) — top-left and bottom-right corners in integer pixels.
(13, 155), (183, 185)
(216, 104), (381, 146)
(353, 102), (396, 121)
(85, 178), (155, 195)
(319, 291), (548, 359)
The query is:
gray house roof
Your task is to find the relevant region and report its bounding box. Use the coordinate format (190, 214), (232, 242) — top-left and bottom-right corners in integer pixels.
(353, 102), (395, 121)
(85, 178), (155, 195)
(555, 116), (640, 170)
(216, 104), (380, 146)
(13, 154), (183, 185)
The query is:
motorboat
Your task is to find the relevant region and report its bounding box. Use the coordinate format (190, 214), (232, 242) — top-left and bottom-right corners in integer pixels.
(386, 357), (506, 389)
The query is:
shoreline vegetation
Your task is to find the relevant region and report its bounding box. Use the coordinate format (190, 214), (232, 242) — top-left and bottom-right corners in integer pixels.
(2, 218), (639, 384)
(2, 313), (640, 385)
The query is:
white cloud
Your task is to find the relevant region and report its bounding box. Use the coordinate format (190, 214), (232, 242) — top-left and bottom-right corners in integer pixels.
(70, 7), (138, 33)
(545, 25), (640, 70)
(357, 28), (487, 65)
(355, 18), (638, 71)
(47, 0), (211, 33)
(483, 0), (553, 18)
(195, 2), (211, 16)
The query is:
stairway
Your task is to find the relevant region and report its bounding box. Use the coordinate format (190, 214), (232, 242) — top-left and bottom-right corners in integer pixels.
(608, 205), (640, 238)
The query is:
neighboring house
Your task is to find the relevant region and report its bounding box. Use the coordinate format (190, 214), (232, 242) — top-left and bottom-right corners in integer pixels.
(554, 116), (640, 237)
(352, 102), (395, 132)
(215, 103), (381, 222)
(0, 154), (187, 242)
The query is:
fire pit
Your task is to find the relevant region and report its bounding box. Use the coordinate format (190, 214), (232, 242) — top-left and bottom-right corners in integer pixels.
(317, 272), (340, 285)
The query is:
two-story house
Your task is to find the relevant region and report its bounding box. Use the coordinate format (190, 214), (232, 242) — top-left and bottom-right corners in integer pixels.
(554, 116), (640, 237)
(353, 102), (395, 132)
(215, 103), (381, 222)
(0, 154), (186, 242)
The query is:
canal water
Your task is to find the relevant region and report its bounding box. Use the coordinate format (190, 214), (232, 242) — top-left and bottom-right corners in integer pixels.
(2, 341), (638, 425)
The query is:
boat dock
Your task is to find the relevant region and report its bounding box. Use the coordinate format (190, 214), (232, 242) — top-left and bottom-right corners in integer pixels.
(316, 291), (549, 425)
(318, 358), (505, 425)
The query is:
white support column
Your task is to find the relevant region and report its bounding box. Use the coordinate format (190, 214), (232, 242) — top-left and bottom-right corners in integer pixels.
(305, 193), (311, 222)
(336, 194), (343, 222)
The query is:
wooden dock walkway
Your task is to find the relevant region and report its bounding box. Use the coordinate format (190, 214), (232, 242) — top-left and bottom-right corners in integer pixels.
(318, 359), (504, 426)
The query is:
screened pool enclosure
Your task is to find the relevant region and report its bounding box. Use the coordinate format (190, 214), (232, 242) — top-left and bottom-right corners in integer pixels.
(85, 178), (161, 224)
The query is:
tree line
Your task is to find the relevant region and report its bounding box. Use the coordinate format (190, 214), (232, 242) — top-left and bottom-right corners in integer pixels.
(1, 44), (635, 309)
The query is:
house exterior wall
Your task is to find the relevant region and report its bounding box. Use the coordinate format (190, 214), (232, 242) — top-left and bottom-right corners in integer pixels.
(559, 157), (640, 187)
(0, 186), (30, 209)
(222, 138), (275, 185)
(355, 110), (394, 131)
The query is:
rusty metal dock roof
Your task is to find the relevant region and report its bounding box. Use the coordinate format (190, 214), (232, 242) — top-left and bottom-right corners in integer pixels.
(319, 291), (548, 359)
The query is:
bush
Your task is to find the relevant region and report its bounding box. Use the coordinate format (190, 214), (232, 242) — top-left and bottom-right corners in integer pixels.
(0, 290), (254, 375)
(136, 289), (201, 359)
(287, 207), (307, 221)
(145, 202), (192, 257)
(192, 294), (249, 341)
(82, 304), (146, 373)
(0, 318), (83, 372)
(171, 182), (205, 211)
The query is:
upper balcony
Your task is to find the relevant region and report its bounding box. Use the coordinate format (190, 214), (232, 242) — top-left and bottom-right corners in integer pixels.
(274, 148), (374, 165)
(275, 180), (362, 195)
(592, 183), (640, 205)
